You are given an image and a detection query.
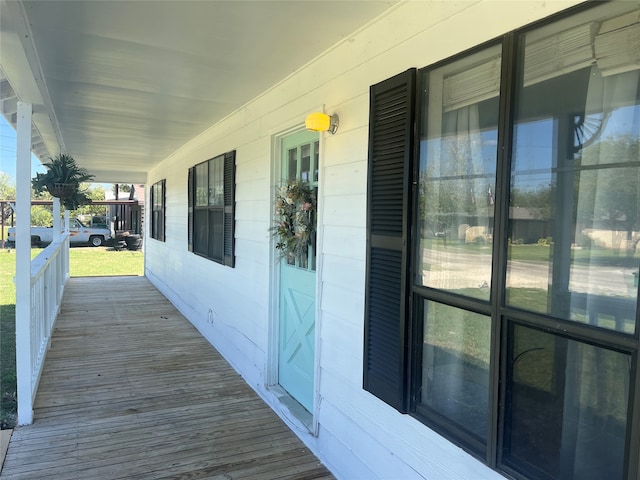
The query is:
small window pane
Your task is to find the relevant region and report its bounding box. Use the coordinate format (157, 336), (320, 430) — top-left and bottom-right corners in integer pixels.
(313, 141), (319, 182)
(503, 323), (629, 479)
(208, 209), (223, 262)
(155, 183), (163, 208)
(151, 180), (165, 241)
(506, 7), (640, 333)
(151, 211), (158, 238)
(193, 209), (208, 256)
(195, 163), (208, 206)
(418, 300), (490, 443)
(416, 45), (500, 300)
(209, 156), (224, 206)
(301, 144), (311, 182)
(288, 148), (298, 182)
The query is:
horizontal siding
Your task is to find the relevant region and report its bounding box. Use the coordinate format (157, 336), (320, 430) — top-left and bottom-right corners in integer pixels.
(145, 1), (583, 479)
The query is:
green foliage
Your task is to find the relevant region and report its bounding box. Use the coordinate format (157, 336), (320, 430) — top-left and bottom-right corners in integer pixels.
(31, 206), (53, 227)
(32, 154), (94, 210)
(0, 248), (17, 428)
(510, 136), (640, 238)
(1, 176), (105, 226)
(577, 136), (640, 232)
(0, 304), (16, 429)
(511, 182), (556, 220)
(0, 173), (16, 200)
(73, 184), (107, 218)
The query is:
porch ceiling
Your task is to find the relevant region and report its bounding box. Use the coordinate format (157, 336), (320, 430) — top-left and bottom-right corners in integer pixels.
(0, 0), (395, 183)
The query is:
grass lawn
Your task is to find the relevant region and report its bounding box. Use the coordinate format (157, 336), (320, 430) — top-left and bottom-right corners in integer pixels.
(0, 246), (143, 429)
(68, 247), (144, 277)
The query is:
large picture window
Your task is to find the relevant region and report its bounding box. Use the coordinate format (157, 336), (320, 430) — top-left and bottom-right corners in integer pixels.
(188, 151), (236, 267)
(364, 3), (640, 479)
(150, 179), (165, 242)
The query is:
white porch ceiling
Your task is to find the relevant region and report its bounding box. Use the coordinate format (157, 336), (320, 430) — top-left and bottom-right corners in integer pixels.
(0, 0), (396, 183)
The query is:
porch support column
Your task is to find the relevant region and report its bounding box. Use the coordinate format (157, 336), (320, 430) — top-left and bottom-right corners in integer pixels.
(53, 198), (61, 241)
(15, 101), (33, 426)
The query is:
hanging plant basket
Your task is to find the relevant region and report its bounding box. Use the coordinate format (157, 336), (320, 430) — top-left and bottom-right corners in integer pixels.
(46, 182), (75, 199)
(32, 153), (94, 210)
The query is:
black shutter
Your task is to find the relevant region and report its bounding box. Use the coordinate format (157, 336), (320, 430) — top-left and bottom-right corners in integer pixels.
(161, 179), (166, 242)
(150, 184), (155, 239)
(363, 68), (416, 412)
(223, 150), (236, 267)
(188, 167), (194, 252)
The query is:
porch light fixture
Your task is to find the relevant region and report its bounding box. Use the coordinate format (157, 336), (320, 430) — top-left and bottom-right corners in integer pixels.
(305, 112), (339, 134)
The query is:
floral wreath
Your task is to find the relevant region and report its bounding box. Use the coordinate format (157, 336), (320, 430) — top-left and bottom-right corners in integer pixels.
(272, 181), (316, 259)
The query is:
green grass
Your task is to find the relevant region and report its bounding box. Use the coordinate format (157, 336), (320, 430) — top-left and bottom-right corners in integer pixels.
(68, 247), (144, 277)
(0, 246), (143, 428)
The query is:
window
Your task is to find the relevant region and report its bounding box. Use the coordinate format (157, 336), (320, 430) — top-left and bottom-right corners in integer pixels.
(188, 151), (236, 267)
(150, 179), (165, 241)
(364, 3), (640, 479)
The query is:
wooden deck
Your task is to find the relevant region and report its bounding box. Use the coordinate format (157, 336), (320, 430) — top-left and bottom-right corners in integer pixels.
(1, 276), (333, 480)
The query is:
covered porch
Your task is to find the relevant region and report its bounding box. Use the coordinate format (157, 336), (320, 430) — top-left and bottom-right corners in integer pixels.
(1, 276), (332, 479)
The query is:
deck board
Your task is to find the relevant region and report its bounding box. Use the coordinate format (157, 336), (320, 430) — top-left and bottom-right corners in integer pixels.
(1, 276), (333, 480)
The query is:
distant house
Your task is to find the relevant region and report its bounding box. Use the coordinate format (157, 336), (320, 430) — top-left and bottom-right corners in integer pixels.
(3, 2), (640, 479)
(104, 184), (144, 236)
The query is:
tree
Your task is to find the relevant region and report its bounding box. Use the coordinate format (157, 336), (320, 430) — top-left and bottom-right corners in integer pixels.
(510, 182), (555, 220)
(31, 206), (53, 227)
(576, 136), (640, 235)
(0, 172), (16, 200)
(73, 184), (106, 218)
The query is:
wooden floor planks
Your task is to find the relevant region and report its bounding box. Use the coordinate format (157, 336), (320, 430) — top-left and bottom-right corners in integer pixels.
(1, 276), (333, 480)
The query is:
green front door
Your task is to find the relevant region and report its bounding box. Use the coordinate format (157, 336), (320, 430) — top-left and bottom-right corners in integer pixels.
(278, 130), (319, 412)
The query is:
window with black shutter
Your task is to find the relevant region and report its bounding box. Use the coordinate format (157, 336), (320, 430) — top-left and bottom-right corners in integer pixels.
(187, 150), (236, 267)
(363, 3), (640, 480)
(150, 179), (166, 242)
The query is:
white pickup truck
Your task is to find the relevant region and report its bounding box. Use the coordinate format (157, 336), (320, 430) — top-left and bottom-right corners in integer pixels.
(7, 218), (112, 247)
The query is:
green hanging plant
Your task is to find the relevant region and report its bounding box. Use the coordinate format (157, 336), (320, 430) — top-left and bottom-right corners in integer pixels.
(32, 153), (94, 210)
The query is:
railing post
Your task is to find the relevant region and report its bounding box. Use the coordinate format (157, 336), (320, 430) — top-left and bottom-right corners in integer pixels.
(15, 101), (33, 426)
(53, 198), (61, 241)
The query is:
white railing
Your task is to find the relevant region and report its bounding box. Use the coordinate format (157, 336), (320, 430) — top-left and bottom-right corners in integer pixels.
(28, 233), (70, 397)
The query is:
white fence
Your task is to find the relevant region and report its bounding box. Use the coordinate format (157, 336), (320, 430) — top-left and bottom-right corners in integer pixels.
(27, 234), (70, 411)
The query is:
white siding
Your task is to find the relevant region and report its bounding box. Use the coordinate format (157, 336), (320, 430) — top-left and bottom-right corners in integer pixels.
(145, 1), (582, 478)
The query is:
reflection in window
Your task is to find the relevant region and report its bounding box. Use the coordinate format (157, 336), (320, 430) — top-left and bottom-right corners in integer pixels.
(418, 301), (490, 445)
(506, 11), (640, 334)
(504, 323), (629, 479)
(195, 162), (208, 206)
(208, 156), (223, 206)
(416, 45), (500, 300)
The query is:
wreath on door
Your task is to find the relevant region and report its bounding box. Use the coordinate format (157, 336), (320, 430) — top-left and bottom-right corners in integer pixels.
(272, 181), (316, 258)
